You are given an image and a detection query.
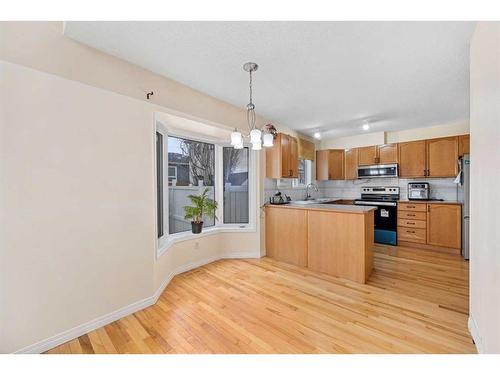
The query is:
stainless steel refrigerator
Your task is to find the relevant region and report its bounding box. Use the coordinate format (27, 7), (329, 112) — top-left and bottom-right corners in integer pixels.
(460, 154), (470, 260)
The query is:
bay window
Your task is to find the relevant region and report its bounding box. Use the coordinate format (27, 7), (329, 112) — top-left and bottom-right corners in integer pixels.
(155, 122), (255, 256)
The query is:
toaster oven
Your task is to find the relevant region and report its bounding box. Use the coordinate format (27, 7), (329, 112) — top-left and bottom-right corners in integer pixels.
(407, 182), (430, 200)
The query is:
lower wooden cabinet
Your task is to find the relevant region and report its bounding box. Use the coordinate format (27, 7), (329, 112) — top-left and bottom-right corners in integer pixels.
(265, 206), (374, 284)
(397, 202), (461, 253)
(265, 207), (308, 266)
(427, 204), (461, 249)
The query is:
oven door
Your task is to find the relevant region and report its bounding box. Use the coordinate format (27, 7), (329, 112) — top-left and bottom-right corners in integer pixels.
(354, 201), (397, 245)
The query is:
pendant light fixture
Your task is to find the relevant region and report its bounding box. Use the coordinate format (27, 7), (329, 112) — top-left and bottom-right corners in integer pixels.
(230, 62), (274, 150)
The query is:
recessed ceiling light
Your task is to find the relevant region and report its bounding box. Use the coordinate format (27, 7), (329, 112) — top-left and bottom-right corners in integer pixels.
(362, 123), (370, 131)
(313, 132), (321, 139)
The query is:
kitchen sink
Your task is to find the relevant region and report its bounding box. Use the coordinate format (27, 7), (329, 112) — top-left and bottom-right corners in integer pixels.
(292, 198), (340, 205)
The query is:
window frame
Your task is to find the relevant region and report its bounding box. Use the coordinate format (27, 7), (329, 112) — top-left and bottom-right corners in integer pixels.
(292, 159), (313, 188)
(155, 120), (257, 258)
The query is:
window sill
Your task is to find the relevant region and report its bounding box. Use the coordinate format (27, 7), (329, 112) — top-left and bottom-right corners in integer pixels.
(157, 225), (256, 258)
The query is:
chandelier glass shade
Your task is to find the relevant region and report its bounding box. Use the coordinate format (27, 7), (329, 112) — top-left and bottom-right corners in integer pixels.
(230, 62), (274, 151)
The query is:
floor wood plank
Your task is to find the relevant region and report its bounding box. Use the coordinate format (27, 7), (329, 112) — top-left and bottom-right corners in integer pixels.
(45, 245), (476, 354)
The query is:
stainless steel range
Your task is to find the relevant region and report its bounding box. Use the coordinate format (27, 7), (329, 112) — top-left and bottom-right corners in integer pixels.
(354, 186), (400, 246)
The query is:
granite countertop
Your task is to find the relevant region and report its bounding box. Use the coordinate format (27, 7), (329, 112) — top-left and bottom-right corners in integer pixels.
(265, 199), (376, 214)
(398, 199), (463, 205)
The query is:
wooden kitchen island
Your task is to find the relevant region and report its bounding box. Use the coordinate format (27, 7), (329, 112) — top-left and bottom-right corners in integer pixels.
(265, 203), (376, 284)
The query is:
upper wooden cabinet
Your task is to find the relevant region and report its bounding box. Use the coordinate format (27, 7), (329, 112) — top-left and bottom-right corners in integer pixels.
(358, 144), (398, 166)
(358, 146), (378, 165)
(266, 133), (299, 179)
(459, 134), (470, 156)
(378, 143), (398, 164)
(344, 148), (358, 180)
(399, 140), (427, 178)
(316, 149), (344, 180)
(289, 136), (299, 178)
(316, 150), (330, 180)
(399, 137), (459, 178)
(426, 136), (459, 177)
(427, 204), (461, 249)
(329, 150), (345, 180)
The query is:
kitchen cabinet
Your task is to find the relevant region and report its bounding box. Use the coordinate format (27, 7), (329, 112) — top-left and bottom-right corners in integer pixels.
(316, 149), (344, 180)
(289, 136), (299, 177)
(399, 137), (459, 178)
(266, 133), (299, 178)
(427, 204), (461, 249)
(265, 207), (308, 266)
(398, 202), (461, 253)
(329, 150), (345, 180)
(316, 150), (330, 180)
(344, 148), (358, 180)
(358, 144), (398, 166)
(426, 136), (458, 177)
(378, 143), (398, 164)
(398, 140), (427, 177)
(358, 146), (378, 165)
(265, 205), (374, 283)
(459, 134), (470, 157)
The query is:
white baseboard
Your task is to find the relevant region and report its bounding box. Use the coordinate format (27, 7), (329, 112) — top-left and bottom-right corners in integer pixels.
(468, 315), (483, 353)
(13, 250), (261, 354)
(14, 294), (156, 354)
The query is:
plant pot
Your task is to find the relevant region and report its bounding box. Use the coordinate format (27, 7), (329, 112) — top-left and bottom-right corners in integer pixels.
(191, 221), (203, 234)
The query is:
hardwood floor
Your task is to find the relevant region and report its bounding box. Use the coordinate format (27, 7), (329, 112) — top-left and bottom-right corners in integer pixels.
(45, 244), (475, 354)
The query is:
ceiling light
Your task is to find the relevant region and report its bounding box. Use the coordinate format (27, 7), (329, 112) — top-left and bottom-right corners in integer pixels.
(362, 123), (370, 131)
(314, 132), (321, 139)
(229, 62), (275, 151)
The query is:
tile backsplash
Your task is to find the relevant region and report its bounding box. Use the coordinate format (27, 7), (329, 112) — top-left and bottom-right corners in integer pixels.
(264, 176), (463, 203)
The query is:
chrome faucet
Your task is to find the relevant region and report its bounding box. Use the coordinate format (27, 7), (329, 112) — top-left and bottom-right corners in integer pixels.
(305, 183), (319, 200)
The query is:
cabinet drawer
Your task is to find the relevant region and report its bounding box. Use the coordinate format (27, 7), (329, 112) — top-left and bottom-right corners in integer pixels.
(398, 202), (427, 212)
(398, 211), (426, 220)
(397, 218), (426, 229)
(398, 227), (426, 243)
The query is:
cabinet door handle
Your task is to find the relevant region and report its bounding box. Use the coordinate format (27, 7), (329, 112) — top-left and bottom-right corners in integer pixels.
(407, 230), (415, 234)
(427, 205), (430, 212)
(408, 214), (416, 217)
(408, 205), (415, 208)
(406, 222), (415, 225)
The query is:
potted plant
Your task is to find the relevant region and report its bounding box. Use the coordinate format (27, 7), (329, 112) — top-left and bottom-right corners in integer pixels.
(183, 187), (218, 234)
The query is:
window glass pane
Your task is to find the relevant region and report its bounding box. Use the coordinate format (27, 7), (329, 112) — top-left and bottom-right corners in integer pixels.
(223, 147), (249, 224)
(298, 159), (306, 185)
(168, 136), (215, 234)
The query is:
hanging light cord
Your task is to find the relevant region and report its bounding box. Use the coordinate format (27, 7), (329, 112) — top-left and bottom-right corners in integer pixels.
(246, 69), (256, 132)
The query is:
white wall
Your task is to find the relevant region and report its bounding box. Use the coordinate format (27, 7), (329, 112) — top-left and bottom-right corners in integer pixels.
(319, 121), (469, 150)
(0, 61), (155, 352)
(0, 58), (264, 354)
(468, 22), (500, 354)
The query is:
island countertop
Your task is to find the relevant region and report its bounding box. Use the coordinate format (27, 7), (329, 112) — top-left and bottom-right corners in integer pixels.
(265, 202), (375, 284)
(264, 201), (376, 214)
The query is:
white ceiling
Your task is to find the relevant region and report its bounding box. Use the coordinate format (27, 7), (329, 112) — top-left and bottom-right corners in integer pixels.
(64, 21), (476, 139)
